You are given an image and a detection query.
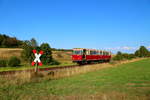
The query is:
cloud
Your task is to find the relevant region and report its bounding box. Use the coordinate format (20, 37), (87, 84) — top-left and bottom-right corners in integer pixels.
(147, 46), (150, 49)
(121, 46), (136, 50)
(105, 46), (137, 51)
(105, 46), (150, 53)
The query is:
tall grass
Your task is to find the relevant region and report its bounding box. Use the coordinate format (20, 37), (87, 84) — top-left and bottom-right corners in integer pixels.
(44, 58), (144, 79)
(0, 71), (31, 86)
(0, 48), (22, 59)
(0, 58), (149, 100)
(52, 50), (72, 64)
(0, 58), (144, 85)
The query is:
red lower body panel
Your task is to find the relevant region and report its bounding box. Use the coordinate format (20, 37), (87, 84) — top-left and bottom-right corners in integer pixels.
(72, 55), (111, 62)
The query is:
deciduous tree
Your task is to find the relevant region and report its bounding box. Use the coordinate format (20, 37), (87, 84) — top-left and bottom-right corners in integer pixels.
(135, 46), (149, 57)
(40, 43), (53, 65)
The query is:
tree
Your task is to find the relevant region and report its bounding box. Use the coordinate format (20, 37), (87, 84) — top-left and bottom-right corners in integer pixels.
(8, 56), (21, 67)
(113, 51), (136, 61)
(21, 40), (34, 63)
(0, 34), (23, 47)
(30, 38), (38, 48)
(21, 38), (39, 63)
(0, 35), (4, 46)
(2, 38), (18, 47)
(113, 51), (124, 61)
(135, 46), (149, 57)
(40, 43), (53, 65)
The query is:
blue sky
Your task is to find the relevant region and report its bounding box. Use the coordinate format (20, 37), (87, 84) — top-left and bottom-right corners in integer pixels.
(0, 0), (150, 53)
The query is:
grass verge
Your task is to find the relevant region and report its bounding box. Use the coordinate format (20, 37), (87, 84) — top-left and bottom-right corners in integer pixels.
(0, 62), (77, 72)
(0, 58), (150, 100)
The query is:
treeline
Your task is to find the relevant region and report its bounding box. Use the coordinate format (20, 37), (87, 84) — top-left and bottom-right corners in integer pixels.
(0, 34), (61, 67)
(0, 34), (71, 51)
(0, 37), (60, 67)
(113, 46), (150, 61)
(0, 34), (23, 48)
(21, 38), (60, 65)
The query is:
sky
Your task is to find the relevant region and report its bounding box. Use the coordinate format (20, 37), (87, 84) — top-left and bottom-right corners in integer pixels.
(0, 0), (150, 53)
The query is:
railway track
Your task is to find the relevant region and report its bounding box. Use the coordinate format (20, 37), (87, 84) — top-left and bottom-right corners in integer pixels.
(0, 65), (82, 76)
(0, 61), (107, 76)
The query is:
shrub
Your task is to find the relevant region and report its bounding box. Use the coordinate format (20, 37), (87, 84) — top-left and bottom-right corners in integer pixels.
(0, 59), (7, 67)
(57, 53), (63, 58)
(50, 59), (60, 65)
(113, 51), (137, 61)
(21, 40), (34, 63)
(40, 43), (53, 65)
(113, 51), (124, 61)
(128, 54), (136, 59)
(8, 56), (21, 67)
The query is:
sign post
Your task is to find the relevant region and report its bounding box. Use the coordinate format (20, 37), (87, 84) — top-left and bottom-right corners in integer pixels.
(31, 49), (43, 73)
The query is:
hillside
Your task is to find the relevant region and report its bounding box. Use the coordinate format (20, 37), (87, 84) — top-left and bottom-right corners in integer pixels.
(0, 48), (72, 64)
(0, 34), (23, 48)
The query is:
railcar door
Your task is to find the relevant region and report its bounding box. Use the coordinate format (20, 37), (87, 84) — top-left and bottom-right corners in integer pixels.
(83, 49), (86, 59)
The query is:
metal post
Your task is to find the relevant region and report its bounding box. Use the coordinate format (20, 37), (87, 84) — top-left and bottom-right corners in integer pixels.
(35, 62), (38, 74)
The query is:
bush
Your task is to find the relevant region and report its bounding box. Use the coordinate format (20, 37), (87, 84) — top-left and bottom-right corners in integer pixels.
(50, 59), (60, 65)
(113, 51), (124, 61)
(8, 56), (21, 67)
(21, 40), (34, 63)
(57, 53), (63, 58)
(40, 43), (53, 65)
(128, 54), (136, 59)
(0, 59), (7, 67)
(113, 51), (137, 61)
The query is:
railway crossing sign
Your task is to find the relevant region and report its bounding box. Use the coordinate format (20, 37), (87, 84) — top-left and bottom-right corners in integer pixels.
(31, 49), (44, 66)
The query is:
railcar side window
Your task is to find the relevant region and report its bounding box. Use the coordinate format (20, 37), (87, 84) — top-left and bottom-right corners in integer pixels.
(90, 51), (97, 55)
(86, 50), (90, 55)
(73, 50), (82, 55)
(100, 51), (102, 55)
(90, 51), (92, 55)
(103, 52), (106, 55)
(94, 51), (97, 55)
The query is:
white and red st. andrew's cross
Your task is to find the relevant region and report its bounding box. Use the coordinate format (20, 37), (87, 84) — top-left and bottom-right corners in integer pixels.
(31, 49), (44, 66)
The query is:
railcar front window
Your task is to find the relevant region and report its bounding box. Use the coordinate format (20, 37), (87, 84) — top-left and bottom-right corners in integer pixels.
(73, 50), (82, 55)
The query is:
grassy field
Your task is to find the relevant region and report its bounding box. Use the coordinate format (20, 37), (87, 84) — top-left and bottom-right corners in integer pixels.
(0, 63), (77, 72)
(0, 48), (22, 59)
(0, 48), (74, 71)
(0, 48), (72, 63)
(0, 58), (150, 100)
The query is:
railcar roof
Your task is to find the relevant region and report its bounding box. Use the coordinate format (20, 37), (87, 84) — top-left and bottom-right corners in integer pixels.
(73, 48), (111, 53)
(73, 48), (105, 51)
(73, 48), (84, 50)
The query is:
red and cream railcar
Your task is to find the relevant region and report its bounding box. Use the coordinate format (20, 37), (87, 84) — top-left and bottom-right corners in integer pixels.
(72, 48), (111, 64)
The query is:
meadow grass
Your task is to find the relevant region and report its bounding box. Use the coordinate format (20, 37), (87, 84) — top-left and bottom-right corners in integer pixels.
(0, 48), (72, 63)
(0, 48), (22, 59)
(0, 62), (76, 72)
(0, 58), (150, 100)
(0, 48), (74, 71)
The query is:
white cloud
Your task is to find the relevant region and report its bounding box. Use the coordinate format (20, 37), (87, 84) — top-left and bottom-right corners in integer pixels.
(105, 46), (137, 51)
(105, 46), (150, 53)
(147, 46), (150, 49)
(122, 46), (136, 50)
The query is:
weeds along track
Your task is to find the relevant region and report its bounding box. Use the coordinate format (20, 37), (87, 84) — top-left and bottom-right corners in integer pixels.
(0, 64), (86, 76)
(0, 58), (145, 76)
